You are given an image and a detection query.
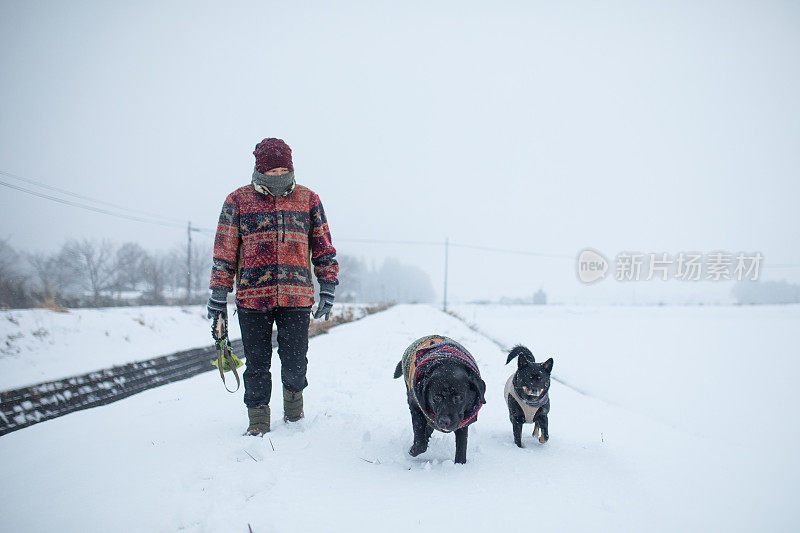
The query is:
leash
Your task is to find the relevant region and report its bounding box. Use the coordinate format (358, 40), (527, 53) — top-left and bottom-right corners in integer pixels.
(211, 313), (243, 393)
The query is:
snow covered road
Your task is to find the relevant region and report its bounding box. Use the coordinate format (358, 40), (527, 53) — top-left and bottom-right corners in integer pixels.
(1, 304), (796, 531)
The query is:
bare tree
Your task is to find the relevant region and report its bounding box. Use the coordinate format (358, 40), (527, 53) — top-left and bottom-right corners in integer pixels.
(141, 251), (171, 304)
(167, 238), (213, 302)
(191, 241), (213, 299)
(156, 247), (181, 300)
(53, 246), (82, 298)
(26, 251), (59, 299)
(0, 238), (31, 307)
(61, 239), (117, 306)
(25, 250), (80, 305)
(113, 242), (148, 298)
(0, 238), (18, 276)
(336, 255), (366, 302)
(361, 258), (434, 303)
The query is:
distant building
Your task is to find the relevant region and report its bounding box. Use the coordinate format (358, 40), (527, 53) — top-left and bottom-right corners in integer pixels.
(732, 280), (800, 304)
(533, 288), (547, 305)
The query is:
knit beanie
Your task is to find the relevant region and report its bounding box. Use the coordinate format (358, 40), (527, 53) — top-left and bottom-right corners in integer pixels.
(253, 138), (294, 173)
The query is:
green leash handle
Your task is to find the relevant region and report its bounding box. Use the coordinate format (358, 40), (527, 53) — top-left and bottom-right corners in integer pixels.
(214, 340), (241, 393)
(211, 314), (242, 393)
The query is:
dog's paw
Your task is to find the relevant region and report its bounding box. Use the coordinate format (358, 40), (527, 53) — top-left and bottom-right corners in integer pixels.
(409, 443), (428, 457)
(533, 424), (540, 438)
(538, 435), (548, 444)
(514, 439), (524, 448)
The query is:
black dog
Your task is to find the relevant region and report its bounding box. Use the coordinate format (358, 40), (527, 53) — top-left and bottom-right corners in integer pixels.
(505, 345), (553, 448)
(394, 335), (486, 464)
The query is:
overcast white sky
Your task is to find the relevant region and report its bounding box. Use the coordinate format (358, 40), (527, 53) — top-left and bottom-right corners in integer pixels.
(1, 1), (799, 304)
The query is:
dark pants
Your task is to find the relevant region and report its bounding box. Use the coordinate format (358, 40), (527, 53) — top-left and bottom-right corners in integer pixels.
(238, 306), (311, 408)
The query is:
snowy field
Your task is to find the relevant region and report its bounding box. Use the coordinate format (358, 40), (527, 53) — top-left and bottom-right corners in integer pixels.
(1, 304), (798, 531)
(449, 304), (800, 450)
(0, 304), (372, 390)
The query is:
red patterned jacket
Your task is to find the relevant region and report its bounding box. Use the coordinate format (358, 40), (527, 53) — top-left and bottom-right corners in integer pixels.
(209, 183), (338, 309)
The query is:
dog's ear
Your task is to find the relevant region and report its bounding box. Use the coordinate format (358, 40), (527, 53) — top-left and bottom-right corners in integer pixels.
(393, 360), (403, 379)
(416, 362), (442, 411)
(507, 345), (535, 366)
(417, 373), (432, 411)
(542, 357), (554, 373)
(468, 373), (487, 405)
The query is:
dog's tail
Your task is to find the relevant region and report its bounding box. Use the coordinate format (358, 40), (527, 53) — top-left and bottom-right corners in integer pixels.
(506, 345), (535, 365)
(393, 360), (403, 379)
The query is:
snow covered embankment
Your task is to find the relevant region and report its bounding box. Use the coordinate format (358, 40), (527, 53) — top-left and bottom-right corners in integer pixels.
(0, 304), (374, 391)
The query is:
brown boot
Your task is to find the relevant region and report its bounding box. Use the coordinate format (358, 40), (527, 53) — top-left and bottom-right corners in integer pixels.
(245, 405), (270, 436)
(283, 386), (304, 422)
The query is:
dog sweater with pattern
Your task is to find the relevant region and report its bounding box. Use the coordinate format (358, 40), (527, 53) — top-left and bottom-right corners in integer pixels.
(505, 374), (548, 424)
(401, 335), (483, 432)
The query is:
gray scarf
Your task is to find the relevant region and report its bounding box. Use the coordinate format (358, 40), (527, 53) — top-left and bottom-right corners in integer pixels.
(252, 167), (296, 197)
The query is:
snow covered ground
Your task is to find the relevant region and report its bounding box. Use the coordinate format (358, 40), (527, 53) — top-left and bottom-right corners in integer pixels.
(450, 304), (800, 450)
(1, 304), (798, 531)
(0, 304), (372, 390)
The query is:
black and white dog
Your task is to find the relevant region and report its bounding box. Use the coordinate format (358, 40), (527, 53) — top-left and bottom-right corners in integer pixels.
(505, 345), (553, 448)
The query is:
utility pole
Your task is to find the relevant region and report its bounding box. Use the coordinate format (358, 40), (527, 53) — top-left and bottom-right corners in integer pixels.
(443, 237), (449, 312)
(186, 221), (203, 305)
(186, 221), (192, 305)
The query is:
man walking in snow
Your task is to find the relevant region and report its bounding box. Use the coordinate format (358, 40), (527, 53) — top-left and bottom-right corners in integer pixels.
(206, 138), (338, 435)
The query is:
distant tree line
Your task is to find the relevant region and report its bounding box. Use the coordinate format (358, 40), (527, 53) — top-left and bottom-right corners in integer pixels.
(335, 256), (435, 304)
(0, 237), (212, 308)
(0, 238), (435, 309)
(732, 280), (800, 304)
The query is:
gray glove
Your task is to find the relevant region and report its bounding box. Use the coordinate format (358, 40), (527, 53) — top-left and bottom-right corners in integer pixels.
(313, 282), (335, 320)
(207, 288), (228, 319)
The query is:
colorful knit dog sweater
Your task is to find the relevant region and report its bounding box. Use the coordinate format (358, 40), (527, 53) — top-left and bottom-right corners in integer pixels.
(401, 335), (483, 432)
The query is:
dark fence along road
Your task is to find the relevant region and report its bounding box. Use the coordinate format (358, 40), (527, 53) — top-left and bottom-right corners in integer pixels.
(0, 340), (245, 436)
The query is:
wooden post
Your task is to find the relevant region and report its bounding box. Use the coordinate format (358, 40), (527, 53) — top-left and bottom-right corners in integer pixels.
(186, 221), (192, 304)
(443, 237), (449, 312)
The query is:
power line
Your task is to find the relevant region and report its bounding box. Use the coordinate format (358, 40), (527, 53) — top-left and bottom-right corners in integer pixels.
(0, 168), (571, 256)
(337, 239), (800, 269)
(0, 174), (215, 233)
(337, 237), (442, 246)
(0, 178), (194, 230)
(338, 237), (574, 260)
(0, 169), (187, 226)
(449, 242), (574, 260)
(6, 170), (791, 267)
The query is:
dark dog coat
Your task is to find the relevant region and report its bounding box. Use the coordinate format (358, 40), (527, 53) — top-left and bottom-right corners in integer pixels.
(401, 335), (484, 432)
(504, 374), (549, 423)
